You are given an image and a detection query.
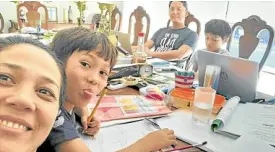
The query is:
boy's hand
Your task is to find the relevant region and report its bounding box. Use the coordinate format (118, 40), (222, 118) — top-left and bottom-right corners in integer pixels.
(140, 129), (177, 151)
(81, 116), (101, 136)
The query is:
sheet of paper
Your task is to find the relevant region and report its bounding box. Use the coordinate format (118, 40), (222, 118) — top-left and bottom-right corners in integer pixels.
(79, 120), (158, 152)
(220, 134), (275, 152)
(219, 103), (275, 145)
(156, 110), (234, 152)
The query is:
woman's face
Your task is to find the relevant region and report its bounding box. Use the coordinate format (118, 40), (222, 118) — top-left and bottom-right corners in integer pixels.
(0, 44), (62, 152)
(169, 1), (188, 24)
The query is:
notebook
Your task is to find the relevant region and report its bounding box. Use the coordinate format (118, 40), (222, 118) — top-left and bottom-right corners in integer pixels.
(211, 101), (275, 146)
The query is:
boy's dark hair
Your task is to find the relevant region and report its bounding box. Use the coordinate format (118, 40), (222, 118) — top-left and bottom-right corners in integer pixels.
(0, 36), (66, 108)
(51, 27), (118, 68)
(169, 1), (188, 10)
(205, 19), (232, 40)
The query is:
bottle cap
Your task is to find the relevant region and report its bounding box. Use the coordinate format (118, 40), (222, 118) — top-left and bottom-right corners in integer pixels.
(138, 32), (145, 37)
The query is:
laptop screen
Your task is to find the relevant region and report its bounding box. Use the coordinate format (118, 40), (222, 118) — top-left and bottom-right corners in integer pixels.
(197, 50), (259, 102)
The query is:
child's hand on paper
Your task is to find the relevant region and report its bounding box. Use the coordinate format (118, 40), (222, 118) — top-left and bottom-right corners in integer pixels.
(142, 129), (177, 151)
(81, 116), (101, 136)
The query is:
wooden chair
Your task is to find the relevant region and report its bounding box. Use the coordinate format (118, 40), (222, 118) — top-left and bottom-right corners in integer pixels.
(17, 1), (49, 29)
(0, 13), (4, 33)
(128, 6), (150, 46)
(167, 12), (201, 35)
(110, 7), (122, 31)
(226, 15), (274, 71)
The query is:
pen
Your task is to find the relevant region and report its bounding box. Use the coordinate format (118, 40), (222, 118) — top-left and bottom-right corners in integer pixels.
(144, 118), (161, 129)
(165, 141), (207, 152)
(87, 88), (107, 122)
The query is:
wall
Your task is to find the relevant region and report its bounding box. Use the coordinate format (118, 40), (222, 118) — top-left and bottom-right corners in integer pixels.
(0, 1), (17, 33)
(226, 1), (275, 27)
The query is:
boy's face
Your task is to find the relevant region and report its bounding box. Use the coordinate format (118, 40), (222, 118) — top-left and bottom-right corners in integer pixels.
(169, 1), (188, 24)
(0, 44), (61, 152)
(205, 33), (227, 52)
(65, 50), (110, 108)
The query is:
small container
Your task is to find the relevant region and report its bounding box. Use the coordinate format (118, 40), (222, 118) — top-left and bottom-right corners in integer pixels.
(168, 88), (195, 109)
(175, 71), (195, 88)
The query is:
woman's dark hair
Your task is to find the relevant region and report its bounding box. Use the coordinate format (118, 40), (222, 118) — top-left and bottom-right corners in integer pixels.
(51, 27), (118, 68)
(169, 1), (188, 10)
(0, 36), (66, 107)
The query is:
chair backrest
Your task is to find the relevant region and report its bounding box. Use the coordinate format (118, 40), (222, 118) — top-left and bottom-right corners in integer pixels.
(128, 6), (150, 46)
(226, 15), (274, 71)
(111, 7), (122, 31)
(17, 1), (49, 29)
(167, 12), (201, 35)
(0, 13), (4, 33)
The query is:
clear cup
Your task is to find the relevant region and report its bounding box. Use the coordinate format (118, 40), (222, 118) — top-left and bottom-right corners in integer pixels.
(192, 87), (216, 126)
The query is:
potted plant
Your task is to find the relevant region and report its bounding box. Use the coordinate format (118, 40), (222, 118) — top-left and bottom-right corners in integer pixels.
(75, 1), (86, 26)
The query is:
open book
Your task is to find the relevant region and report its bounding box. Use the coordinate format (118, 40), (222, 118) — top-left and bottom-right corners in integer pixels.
(211, 96), (275, 146)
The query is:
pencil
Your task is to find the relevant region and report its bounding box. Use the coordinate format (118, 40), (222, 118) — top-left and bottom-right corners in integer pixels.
(208, 70), (215, 88)
(87, 88), (107, 122)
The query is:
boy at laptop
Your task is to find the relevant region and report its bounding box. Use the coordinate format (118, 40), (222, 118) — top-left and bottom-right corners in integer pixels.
(191, 19), (232, 72)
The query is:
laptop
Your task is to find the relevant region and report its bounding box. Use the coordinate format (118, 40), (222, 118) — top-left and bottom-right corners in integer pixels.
(197, 50), (259, 102)
(114, 31), (133, 54)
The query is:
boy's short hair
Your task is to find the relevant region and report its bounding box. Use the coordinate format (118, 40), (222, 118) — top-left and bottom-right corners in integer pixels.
(51, 27), (118, 68)
(205, 19), (232, 40)
(0, 36), (66, 108)
(169, 1), (188, 10)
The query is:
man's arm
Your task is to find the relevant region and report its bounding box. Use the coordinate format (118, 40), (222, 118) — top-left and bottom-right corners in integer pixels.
(145, 44), (193, 60)
(55, 138), (90, 152)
